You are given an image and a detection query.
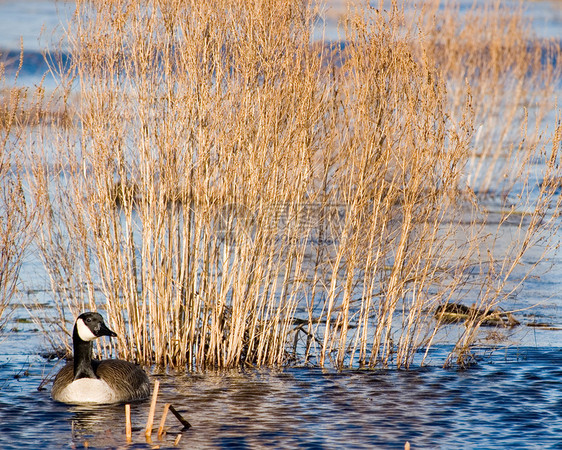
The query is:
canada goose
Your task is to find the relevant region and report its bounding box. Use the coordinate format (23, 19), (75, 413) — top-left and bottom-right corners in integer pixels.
(52, 312), (150, 404)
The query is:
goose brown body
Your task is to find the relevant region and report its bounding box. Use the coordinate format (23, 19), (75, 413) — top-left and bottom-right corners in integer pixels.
(52, 359), (150, 404)
(51, 312), (150, 404)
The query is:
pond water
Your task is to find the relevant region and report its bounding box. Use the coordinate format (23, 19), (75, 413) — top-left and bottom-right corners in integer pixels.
(3, 322), (562, 449)
(2, 1), (562, 449)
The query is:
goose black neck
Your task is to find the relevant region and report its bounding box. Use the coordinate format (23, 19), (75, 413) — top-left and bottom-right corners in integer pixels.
(72, 327), (97, 380)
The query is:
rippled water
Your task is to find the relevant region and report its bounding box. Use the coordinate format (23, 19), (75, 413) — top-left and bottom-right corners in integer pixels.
(3, 323), (562, 449)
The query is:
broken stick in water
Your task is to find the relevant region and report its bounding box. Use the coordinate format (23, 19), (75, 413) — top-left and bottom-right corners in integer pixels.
(157, 402), (192, 434)
(158, 403), (171, 437)
(145, 380), (160, 437)
(125, 404), (132, 442)
(169, 404), (191, 429)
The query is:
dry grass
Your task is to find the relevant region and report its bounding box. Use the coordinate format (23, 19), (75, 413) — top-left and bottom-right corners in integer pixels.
(0, 50), (42, 331)
(12, 0), (562, 369)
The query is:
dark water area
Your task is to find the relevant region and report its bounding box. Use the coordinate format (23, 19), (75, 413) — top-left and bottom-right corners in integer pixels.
(0, 48), (70, 86)
(2, 325), (562, 449)
(0, 0), (73, 88)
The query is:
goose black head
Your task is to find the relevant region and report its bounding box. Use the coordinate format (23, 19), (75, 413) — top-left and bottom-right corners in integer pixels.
(74, 312), (117, 342)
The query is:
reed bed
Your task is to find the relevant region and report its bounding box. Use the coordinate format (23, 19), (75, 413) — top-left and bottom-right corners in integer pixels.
(15, 0), (562, 369)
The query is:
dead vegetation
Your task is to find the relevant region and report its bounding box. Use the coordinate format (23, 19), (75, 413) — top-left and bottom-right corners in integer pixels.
(1, 0), (560, 369)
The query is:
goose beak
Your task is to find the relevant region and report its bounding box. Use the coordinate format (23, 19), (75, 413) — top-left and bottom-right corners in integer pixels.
(99, 322), (118, 338)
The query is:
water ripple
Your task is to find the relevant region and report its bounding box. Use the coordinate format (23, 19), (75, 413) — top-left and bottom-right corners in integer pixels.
(2, 343), (562, 448)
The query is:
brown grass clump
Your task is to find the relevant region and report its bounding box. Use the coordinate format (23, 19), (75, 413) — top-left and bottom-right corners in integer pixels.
(20, 0), (562, 369)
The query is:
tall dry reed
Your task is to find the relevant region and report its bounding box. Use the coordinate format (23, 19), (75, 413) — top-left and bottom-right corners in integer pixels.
(23, 0), (562, 369)
(420, 0), (562, 366)
(0, 48), (44, 331)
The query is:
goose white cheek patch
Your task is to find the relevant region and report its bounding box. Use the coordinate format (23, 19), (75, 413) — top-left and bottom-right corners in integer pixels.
(76, 318), (98, 341)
